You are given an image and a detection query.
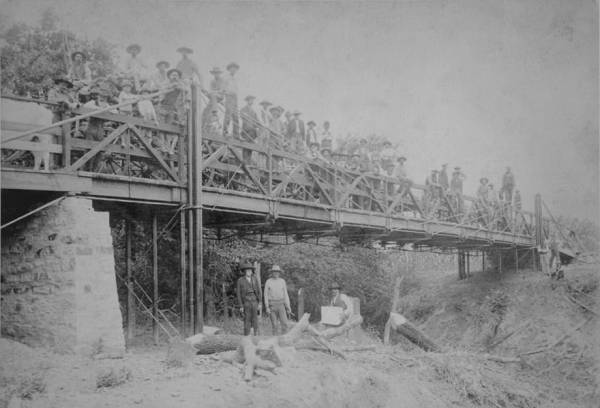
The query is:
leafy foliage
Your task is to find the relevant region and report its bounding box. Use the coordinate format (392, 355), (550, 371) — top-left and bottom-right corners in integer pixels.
(0, 8), (116, 96)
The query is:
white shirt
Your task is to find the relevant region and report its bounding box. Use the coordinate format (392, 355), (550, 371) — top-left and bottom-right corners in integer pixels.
(263, 277), (291, 309)
(224, 74), (238, 95)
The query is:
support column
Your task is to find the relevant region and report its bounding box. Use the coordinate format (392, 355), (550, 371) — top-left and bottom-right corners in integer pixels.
(180, 212), (187, 334)
(152, 213), (159, 345)
(186, 97), (195, 334)
(482, 250), (485, 272)
(126, 219), (134, 344)
(515, 247), (518, 273)
(191, 84), (204, 333)
(466, 251), (470, 278)
(498, 250), (502, 274)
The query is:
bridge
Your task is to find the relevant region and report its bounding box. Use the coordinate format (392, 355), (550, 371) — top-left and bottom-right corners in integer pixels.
(1, 86), (552, 339)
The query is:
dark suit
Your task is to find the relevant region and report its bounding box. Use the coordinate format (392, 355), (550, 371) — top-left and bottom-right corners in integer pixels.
(236, 275), (262, 335)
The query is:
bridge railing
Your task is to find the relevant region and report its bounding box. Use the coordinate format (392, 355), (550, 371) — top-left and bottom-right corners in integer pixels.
(1, 95), (535, 238)
(1, 95), (187, 186)
(200, 134), (535, 237)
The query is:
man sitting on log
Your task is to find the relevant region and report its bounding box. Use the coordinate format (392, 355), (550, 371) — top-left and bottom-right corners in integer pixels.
(236, 263), (262, 336)
(325, 282), (353, 326)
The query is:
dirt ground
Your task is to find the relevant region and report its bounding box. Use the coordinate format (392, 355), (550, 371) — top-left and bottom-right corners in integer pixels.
(1, 262), (598, 408)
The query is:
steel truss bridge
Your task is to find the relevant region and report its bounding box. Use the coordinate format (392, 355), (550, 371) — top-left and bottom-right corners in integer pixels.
(1, 86), (553, 332)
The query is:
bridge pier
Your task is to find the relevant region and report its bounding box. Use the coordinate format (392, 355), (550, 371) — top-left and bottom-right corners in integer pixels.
(1, 196), (125, 355)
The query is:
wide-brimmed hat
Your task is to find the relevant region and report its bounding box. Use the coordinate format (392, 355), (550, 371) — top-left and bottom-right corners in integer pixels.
(269, 106), (281, 113)
(309, 142), (320, 148)
(329, 282), (341, 290)
(442, 163), (448, 167)
(454, 166), (461, 171)
(382, 140), (392, 146)
(126, 44), (142, 54)
(307, 121), (316, 126)
(71, 51), (86, 61)
(167, 68), (182, 78)
(293, 110), (301, 115)
(259, 100), (271, 106)
(209, 66), (223, 74)
(156, 60), (170, 69)
(270, 265), (283, 273)
(480, 177), (489, 183)
(321, 148), (332, 155)
(239, 262), (255, 271)
(177, 46), (193, 54)
(226, 62), (240, 70)
(244, 95), (256, 102)
(54, 76), (74, 88)
(397, 156), (407, 162)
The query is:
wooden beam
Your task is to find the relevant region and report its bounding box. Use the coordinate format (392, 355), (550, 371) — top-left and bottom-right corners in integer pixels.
(66, 124), (128, 172)
(152, 212), (159, 345)
(192, 84), (204, 333)
(180, 211), (187, 334)
(126, 218), (135, 344)
(128, 125), (181, 184)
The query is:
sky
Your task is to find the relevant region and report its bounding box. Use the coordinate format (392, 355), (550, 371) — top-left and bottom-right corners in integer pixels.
(1, 0), (598, 221)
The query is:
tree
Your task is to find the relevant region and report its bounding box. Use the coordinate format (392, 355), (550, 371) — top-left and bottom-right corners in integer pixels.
(0, 7), (117, 96)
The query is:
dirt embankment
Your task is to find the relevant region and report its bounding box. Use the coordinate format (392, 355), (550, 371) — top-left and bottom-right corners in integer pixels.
(1, 263), (597, 408)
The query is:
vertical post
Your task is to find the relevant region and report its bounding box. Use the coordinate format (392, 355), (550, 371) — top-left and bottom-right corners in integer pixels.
(187, 95), (195, 333)
(178, 132), (185, 182)
(192, 84), (204, 333)
(267, 148), (273, 196)
(180, 211), (187, 334)
(126, 219), (134, 344)
(124, 129), (131, 177)
(152, 213), (159, 345)
(457, 249), (463, 280)
(498, 250), (502, 274)
(254, 261), (261, 335)
(466, 251), (470, 278)
(297, 288), (304, 319)
(482, 250), (485, 272)
(61, 117), (71, 167)
(515, 247), (518, 273)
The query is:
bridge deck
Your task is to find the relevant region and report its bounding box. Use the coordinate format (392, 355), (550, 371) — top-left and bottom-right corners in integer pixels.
(2, 95), (541, 250)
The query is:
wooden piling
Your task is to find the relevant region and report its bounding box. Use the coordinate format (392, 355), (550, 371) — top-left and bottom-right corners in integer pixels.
(126, 218), (134, 344)
(180, 211), (187, 334)
(191, 84), (204, 333)
(152, 213), (159, 345)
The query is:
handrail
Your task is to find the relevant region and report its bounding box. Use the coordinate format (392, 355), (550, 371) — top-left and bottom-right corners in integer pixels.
(2, 86), (177, 143)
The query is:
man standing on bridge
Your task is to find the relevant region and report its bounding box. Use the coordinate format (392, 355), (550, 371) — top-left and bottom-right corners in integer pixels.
(500, 167), (515, 203)
(439, 163), (449, 191)
(450, 167), (465, 213)
(236, 263), (262, 336)
(223, 62), (240, 139)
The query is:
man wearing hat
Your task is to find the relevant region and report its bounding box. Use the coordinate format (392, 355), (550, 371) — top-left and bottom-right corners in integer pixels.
(68, 51), (91, 87)
(175, 47), (203, 86)
(328, 282), (353, 324)
(439, 163), (449, 191)
(150, 61), (170, 90)
(258, 100), (272, 133)
(209, 66), (225, 97)
(450, 167), (466, 213)
(263, 265), (291, 335)
(236, 262), (262, 336)
(477, 177), (490, 202)
(124, 44), (148, 90)
(48, 76), (77, 121)
(287, 110), (306, 154)
(223, 62), (240, 138)
(321, 121), (332, 144)
(500, 166), (515, 203)
(240, 95), (259, 141)
(268, 106), (285, 150)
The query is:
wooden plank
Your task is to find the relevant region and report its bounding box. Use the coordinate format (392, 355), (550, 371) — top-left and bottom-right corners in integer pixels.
(129, 125), (181, 184)
(126, 219), (135, 344)
(73, 108), (182, 134)
(1, 140), (62, 153)
(152, 213), (159, 345)
(1, 169), (92, 192)
(66, 124), (128, 171)
(1, 121), (62, 137)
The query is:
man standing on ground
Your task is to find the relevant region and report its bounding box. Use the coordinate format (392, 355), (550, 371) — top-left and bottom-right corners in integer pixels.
(236, 263), (262, 336)
(263, 265), (291, 335)
(223, 62), (240, 138)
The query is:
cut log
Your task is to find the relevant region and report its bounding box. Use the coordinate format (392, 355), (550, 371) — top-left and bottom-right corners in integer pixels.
(316, 314), (363, 339)
(187, 334), (243, 354)
(240, 336), (276, 381)
(387, 312), (440, 352)
(384, 276), (404, 345)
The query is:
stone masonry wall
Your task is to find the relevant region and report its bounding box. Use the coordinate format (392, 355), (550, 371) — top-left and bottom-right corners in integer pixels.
(1, 197), (125, 355)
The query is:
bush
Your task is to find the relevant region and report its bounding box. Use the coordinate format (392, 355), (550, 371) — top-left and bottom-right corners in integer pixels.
(96, 366), (132, 388)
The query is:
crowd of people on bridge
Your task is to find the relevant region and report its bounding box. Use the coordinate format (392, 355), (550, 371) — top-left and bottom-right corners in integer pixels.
(11, 43), (523, 227)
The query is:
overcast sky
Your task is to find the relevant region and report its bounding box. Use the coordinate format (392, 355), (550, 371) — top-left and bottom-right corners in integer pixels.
(2, 0), (598, 220)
